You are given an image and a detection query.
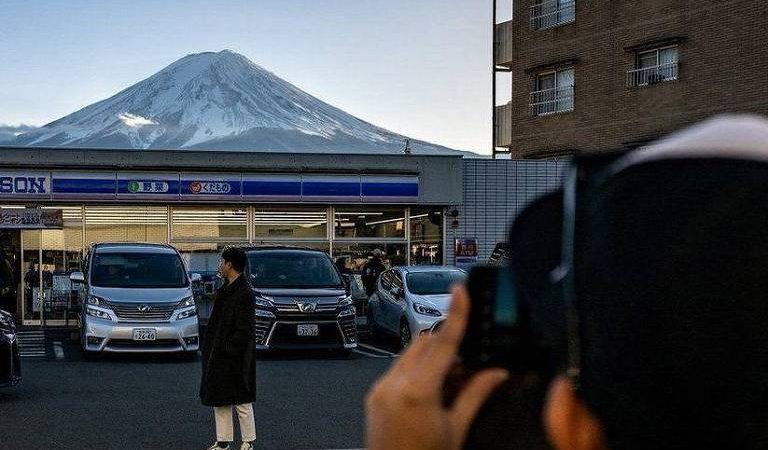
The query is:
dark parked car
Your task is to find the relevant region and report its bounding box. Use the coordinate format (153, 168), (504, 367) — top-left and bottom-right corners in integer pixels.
(0, 309), (21, 387)
(244, 246), (357, 355)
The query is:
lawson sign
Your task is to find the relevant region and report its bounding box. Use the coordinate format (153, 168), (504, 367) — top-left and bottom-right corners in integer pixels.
(0, 172), (51, 198)
(0, 171), (420, 203)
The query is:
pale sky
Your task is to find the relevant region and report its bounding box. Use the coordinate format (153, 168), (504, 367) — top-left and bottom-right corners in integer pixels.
(0, 0), (514, 154)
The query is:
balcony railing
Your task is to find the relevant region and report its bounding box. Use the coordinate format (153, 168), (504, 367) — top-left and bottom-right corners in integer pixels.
(627, 62), (679, 87)
(530, 85), (574, 116)
(530, 0), (576, 30)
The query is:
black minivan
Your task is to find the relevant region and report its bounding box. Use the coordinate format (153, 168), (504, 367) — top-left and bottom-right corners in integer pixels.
(243, 246), (357, 355)
(0, 309), (21, 387)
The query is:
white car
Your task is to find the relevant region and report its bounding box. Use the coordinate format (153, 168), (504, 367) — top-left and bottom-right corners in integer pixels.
(368, 266), (467, 348)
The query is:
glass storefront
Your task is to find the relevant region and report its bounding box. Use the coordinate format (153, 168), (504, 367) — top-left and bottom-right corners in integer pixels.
(409, 208), (444, 265)
(254, 207), (327, 239)
(172, 206), (248, 241)
(0, 204), (446, 325)
(85, 205), (167, 244)
(334, 207), (406, 239)
(331, 242), (407, 271)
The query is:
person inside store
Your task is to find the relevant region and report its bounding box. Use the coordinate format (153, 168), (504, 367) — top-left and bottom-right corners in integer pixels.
(361, 249), (385, 298)
(364, 116), (768, 450)
(200, 247), (257, 450)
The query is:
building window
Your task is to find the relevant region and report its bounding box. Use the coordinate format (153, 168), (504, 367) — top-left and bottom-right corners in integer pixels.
(171, 206), (247, 241)
(530, 68), (574, 116)
(530, 0), (575, 30)
(627, 46), (679, 87)
(334, 208), (406, 239)
(85, 205), (168, 244)
(253, 207), (327, 239)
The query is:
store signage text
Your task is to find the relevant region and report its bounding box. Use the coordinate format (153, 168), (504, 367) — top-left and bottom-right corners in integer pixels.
(0, 208), (63, 229)
(0, 176), (47, 194)
(128, 181), (170, 193)
(189, 181), (232, 194)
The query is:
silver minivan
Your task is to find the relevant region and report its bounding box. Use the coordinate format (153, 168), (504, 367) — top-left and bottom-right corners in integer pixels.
(70, 243), (201, 354)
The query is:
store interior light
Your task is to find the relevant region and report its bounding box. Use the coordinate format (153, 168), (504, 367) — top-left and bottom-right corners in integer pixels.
(365, 217), (406, 226)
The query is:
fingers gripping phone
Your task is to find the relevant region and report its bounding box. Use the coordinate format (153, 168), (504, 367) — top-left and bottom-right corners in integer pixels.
(444, 265), (537, 406)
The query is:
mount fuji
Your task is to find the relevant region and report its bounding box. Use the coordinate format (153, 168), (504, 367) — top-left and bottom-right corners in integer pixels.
(13, 50), (470, 155)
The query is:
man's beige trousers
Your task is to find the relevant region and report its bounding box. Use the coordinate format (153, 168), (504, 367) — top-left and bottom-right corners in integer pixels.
(214, 403), (256, 442)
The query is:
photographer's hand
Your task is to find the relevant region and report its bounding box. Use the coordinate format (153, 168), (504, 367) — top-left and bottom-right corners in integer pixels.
(365, 285), (509, 450)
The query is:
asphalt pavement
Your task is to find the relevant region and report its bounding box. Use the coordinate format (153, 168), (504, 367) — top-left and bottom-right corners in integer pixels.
(0, 342), (396, 450)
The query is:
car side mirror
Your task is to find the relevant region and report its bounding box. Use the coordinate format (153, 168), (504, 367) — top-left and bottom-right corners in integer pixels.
(190, 273), (202, 283)
(69, 272), (85, 283)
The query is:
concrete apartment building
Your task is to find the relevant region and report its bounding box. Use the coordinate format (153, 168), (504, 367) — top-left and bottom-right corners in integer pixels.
(492, 0), (768, 158)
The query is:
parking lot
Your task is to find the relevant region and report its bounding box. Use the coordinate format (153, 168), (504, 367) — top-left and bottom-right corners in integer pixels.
(0, 333), (397, 450)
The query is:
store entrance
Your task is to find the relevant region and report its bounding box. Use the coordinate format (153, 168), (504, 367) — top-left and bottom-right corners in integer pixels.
(21, 229), (82, 327)
(0, 230), (21, 322)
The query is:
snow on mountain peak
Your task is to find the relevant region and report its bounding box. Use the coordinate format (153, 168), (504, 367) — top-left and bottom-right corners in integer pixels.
(13, 50), (467, 155)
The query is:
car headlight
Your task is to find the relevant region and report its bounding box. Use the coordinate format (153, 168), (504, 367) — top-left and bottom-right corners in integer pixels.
(176, 308), (197, 320)
(86, 306), (113, 321)
(178, 296), (195, 308)
(413, 303), (442, 317)
(253, 293), (275, 309)
(254, 309), (276, 319)
(338, 306), (356, 318)
(337, 295), (353, 307)
(87, 295), (107, 306)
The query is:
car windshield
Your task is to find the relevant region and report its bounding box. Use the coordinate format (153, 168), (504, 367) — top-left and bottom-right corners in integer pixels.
(406, 270), (466, 296)
(91, 252), (188, 288)
(247, 250), (343, 288)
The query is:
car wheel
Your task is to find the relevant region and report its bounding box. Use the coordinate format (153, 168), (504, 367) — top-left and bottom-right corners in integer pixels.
(332, 348), (354, 359)
(399, 320), (412, 350)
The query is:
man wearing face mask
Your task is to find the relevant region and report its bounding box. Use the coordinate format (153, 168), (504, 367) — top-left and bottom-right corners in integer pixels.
(200, 247), (257, 450)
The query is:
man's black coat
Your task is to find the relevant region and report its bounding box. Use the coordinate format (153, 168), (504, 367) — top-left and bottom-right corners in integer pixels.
(199, 275), (256, 407)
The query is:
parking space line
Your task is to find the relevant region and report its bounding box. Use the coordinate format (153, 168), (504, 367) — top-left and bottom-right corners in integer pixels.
(357, 343), (398, 357)
(352, 349), (394, 359)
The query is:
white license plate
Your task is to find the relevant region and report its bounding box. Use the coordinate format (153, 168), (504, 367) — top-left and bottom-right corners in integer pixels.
(132, 329), (157, 341)
(297, 324), (319, 337)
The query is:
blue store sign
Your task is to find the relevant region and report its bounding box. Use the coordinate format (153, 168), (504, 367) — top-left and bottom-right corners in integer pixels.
(0, 171), (420, 203)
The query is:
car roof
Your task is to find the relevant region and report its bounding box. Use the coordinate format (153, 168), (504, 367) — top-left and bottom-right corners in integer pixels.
(397, 265), (466, 274)
(240, 245), (328, 253)
(93, 242), (178, 255)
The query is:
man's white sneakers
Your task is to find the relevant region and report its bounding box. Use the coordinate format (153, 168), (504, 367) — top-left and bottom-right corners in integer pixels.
(239, 443), (254, 450)
(205, 443), (230, 450)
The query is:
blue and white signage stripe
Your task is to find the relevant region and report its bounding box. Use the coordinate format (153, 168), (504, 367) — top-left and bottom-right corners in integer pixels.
(0, 171), (421, 203)
(52, 172), (116, 199)
(302, 176), (362, 201)
(242, 175), (301, 201)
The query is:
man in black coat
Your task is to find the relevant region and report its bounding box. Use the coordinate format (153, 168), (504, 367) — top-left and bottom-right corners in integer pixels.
(361, 249), (386, 297)
(200, 247), (256, 450)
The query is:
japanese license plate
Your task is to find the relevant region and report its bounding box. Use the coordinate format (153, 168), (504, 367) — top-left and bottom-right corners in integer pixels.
(132, 329), (157, 341)
(297, 324), (319, 337)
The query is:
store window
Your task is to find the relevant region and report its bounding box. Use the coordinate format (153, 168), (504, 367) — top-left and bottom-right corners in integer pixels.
(251, 241), (330, 252)
(332, 242), (407, 272)
(22, 205), (84, 323)
(410, 207), (444, 265)
(253, 207), (327, 239)
(172, 206), (247, 241)
(334, 207), (406, 239)
(85, 205), (167, 244)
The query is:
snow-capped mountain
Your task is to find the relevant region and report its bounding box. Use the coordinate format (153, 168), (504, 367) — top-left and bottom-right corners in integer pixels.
(14, 50), (468, 155)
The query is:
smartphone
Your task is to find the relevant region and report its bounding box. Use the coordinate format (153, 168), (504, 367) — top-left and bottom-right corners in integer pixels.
(460, 264), (524, 372)
(443, 264), (525, 406)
